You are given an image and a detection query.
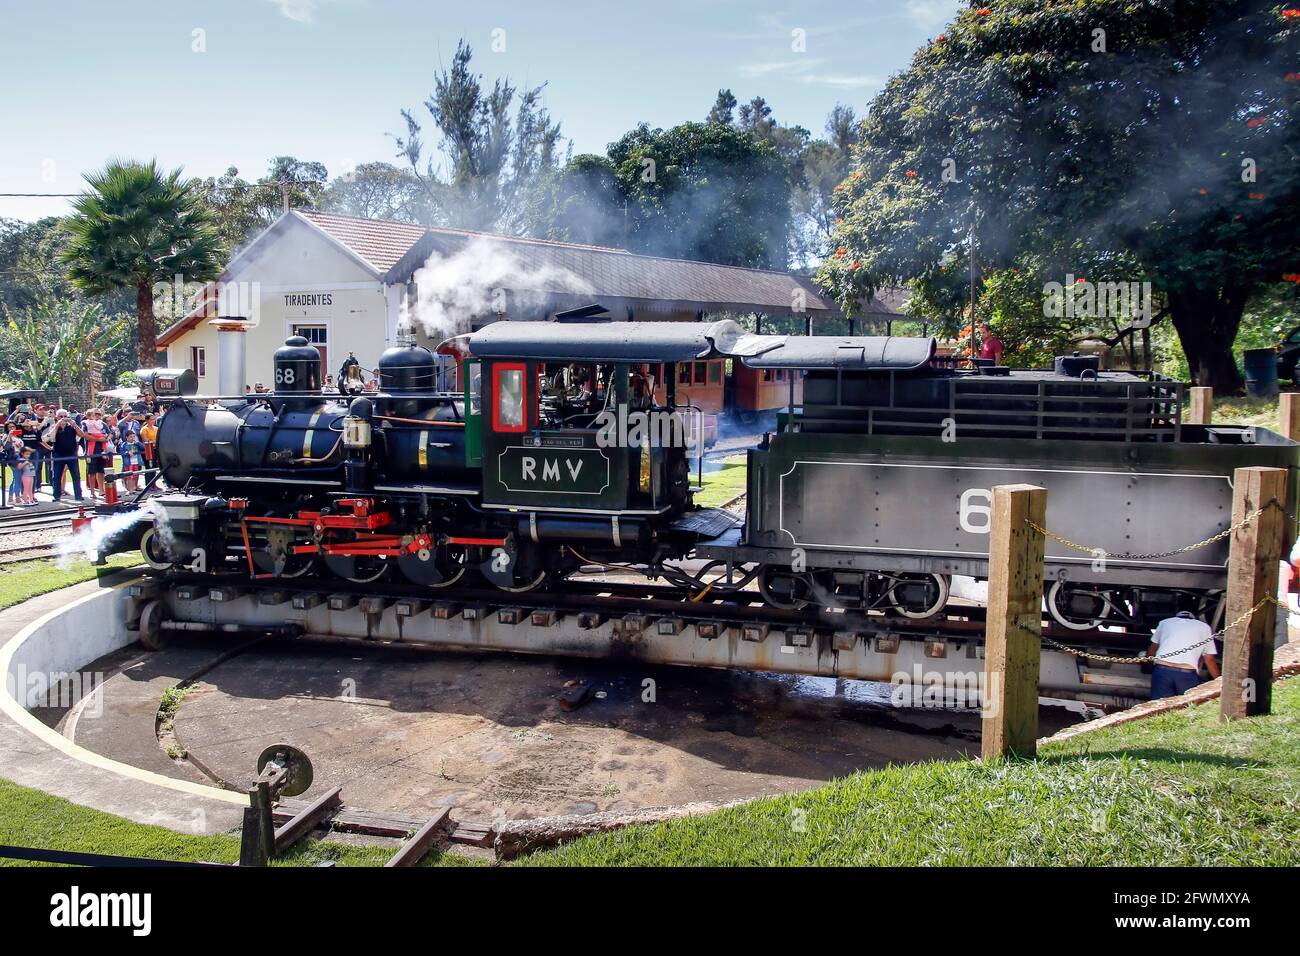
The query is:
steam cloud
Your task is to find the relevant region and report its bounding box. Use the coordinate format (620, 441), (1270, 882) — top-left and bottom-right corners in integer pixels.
(403, 237), (594, 341)
(57, 499), (171, 568)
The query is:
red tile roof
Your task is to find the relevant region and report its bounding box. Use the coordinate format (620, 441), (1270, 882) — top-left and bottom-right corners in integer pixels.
(296, 210), (429, 273)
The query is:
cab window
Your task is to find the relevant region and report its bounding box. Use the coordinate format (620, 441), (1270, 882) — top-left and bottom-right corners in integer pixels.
(708, 362), (722, 384)
(493, 363), (528, 432)
(679, 364), (692, 385)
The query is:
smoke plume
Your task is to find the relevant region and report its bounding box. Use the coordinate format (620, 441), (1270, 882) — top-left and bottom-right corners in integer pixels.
(403, 236), (594, 341)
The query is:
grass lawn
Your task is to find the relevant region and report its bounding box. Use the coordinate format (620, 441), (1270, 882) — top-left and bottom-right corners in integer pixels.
(1214, 394), (1287, 429)
(0, 554), (139, 609)
(524, 677), (1300, 866)
(694, 455), (746, 508)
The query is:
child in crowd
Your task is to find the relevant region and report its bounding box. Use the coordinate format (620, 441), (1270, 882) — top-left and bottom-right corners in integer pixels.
(5, 430), (25, 504)
(16, 447), (36, 505)
(120, 428), (143, 491)
(140, 414), (158, 469)
(82, 409), (110, 500)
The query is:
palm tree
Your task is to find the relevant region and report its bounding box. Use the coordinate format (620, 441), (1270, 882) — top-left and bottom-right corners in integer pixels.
(60, 159), (223, 368)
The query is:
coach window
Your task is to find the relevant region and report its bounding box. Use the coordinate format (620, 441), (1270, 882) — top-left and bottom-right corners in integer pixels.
(694, 361), (708, 384)
(493, 363), (528, 432)
(708, 362), (722, 384)
(679, 364), (692, 385)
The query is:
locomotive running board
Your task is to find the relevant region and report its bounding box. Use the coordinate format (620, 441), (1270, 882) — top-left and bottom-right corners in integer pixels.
(142, 575), (1151, 710)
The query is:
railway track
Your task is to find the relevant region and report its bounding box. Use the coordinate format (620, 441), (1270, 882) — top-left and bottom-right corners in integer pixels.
(155, 567), (1149, 653)
(0, 509), (77, 534)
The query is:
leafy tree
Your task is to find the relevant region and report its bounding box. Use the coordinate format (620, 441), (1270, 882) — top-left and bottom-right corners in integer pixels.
(818, 0), (1300, 392)
(791, 106), (859, 265)
(0, 296), (129, 390)
(61, 159), (223, 367)
(195, 156), (328, 254)
(322, 161), (425, 222)
(544, 122), (791, 268)
(525, 155), (627, 249)
(396, 40), (564, 233)
(1, 217), (79, 310)
(705, 89), (738, 126)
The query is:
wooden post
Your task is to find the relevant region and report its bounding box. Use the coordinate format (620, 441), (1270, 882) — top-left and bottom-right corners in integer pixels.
(981, 483), (1047, 759)
(1187, 386), (1213, 425)
(1221, 466), (1286, 720)
(1279, 393), (1300, 441)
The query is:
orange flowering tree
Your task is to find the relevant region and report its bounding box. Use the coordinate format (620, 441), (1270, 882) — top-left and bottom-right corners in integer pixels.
(817, 0), (1300, 392)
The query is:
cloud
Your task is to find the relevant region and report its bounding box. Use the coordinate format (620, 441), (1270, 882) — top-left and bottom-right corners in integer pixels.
(799, 74), (883, 89)
(736, 58), (880, 90)
(267, 0), (315, 23)
(904, 0), (961, 29)
(737, 58), (828, 78)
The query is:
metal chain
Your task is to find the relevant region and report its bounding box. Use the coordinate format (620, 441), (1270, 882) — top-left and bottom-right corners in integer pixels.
(1032, 595), (1280, 664)
(1024, 499), (1281, 561)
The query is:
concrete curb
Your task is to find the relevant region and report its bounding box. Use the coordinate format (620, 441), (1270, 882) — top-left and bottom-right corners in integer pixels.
(0, 575), (245, 834)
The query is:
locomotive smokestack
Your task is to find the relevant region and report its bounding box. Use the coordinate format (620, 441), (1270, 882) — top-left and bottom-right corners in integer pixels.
(209, 316), (249, 396)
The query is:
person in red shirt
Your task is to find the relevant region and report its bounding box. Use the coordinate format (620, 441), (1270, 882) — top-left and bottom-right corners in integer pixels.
(978, 322), (1004, 364)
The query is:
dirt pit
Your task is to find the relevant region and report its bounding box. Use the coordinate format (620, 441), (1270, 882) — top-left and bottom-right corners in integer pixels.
(163, 638), (1051, 823)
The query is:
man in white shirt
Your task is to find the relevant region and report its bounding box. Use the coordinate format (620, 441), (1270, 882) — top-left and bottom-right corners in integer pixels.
(1146, 611), (1221, 699)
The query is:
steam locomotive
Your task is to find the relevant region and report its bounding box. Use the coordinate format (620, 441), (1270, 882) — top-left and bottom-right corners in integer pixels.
(135, 311), (1299, 630)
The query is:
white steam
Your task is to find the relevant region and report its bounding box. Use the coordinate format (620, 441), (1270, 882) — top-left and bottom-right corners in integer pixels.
(57, 499), (171, 568)
(403, 236), (594, 341)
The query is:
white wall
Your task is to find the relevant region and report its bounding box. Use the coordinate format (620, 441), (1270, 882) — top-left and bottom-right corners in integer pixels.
(165, 218), (397, 390)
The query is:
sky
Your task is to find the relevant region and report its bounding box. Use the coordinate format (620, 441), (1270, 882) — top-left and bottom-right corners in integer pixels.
(0, 0), (962, 222)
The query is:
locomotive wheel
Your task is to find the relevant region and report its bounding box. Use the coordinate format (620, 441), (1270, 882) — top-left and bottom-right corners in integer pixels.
(398, 542), (468, 589)
(493, 568), (548, 593)
(137, 599), (170, 652)
(252, 547), (315, 579)
(1047, 581), (1112, 631)
(886, 572), (950, 620)
(323, 553), (390, 584)
(482, 540), (549, 592)
(758, 565), (810, 610)
(139, 527), (172, 570)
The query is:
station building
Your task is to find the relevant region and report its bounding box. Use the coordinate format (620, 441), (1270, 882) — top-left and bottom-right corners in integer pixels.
(158, 209), (905, 392)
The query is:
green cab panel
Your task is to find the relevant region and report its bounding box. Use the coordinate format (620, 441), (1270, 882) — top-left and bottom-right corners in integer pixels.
(485, 431), (628, 511)
(463, 358), (482, 467)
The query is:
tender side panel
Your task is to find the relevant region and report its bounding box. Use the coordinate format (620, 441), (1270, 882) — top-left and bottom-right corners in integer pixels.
(745, 432), (1299, 588)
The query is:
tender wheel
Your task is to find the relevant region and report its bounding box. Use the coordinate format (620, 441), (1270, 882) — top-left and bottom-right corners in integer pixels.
(1047, 580), (1113, 631)
(758, 565), (810, 610)
(323, 554), (390, 584)
(1206, 591), (1226, 632)
(887, 572), (950, 619)
(139, 527), (173, 570)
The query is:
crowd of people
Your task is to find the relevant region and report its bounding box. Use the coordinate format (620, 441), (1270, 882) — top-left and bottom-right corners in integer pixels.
(0, 398), (162, 506)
